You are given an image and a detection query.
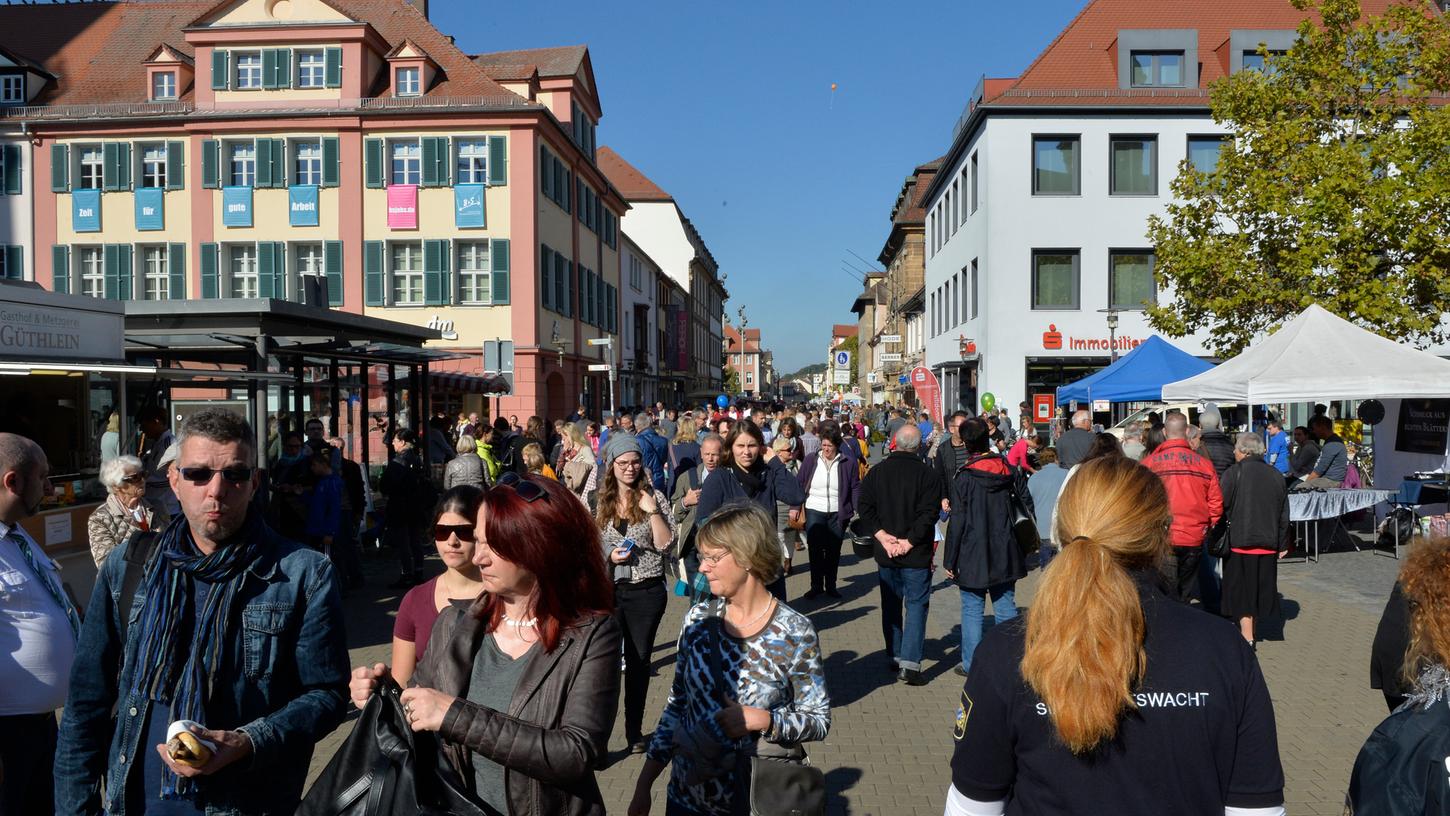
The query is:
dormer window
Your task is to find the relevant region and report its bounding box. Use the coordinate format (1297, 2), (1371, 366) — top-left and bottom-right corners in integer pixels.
(1130, 51), (1184, 87)
(395, 67), (420, 97)
(151, 71), (177, 101)
(1241, 50), (1286, 75)
(234, 52), (263, 90)
(297, 50), (326, 88)
(0, 74), (22, 105)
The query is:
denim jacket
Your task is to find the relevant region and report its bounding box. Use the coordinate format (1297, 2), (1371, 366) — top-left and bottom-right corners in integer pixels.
(54, 522), (350, 816)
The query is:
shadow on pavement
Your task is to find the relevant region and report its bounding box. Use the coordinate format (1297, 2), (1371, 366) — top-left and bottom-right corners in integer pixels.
(1256, 595), (1301, 642)
(825, 766), (865, 816)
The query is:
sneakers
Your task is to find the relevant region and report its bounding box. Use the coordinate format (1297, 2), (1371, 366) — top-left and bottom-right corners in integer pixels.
(899, 668), (927, 686)
(953, 665), (969, 678)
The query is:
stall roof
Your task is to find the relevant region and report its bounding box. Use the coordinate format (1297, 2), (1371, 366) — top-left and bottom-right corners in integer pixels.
(1056, 336), (1214, 403)
(1162, 304), (1450, 403)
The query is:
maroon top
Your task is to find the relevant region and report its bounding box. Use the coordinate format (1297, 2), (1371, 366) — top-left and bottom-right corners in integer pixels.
(394, 577), (475, 660)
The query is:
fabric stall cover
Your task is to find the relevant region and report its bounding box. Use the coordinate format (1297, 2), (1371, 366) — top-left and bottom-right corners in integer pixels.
(1055, 335), (1214, 404)
(1163, 304), (1450, 403)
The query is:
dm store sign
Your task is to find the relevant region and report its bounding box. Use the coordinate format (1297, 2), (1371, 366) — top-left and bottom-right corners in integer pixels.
(134, 188), (165, 231)
(72, 188), (101, 232)
(289, 186), (319, 227)
(222, 186), (253, 228)
(387, 184), (418, 230)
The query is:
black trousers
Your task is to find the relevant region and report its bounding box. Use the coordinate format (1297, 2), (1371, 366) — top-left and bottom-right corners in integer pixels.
(805, 509), (845, 593)
(1162, 546), (1203, 603)
(0, 711), (56, 816)
(386, 520), (427, 577)
(614, 578), (668, 741)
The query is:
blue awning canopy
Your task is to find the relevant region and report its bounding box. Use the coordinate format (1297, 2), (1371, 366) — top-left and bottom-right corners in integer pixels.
(1056, 335), (1214, 404)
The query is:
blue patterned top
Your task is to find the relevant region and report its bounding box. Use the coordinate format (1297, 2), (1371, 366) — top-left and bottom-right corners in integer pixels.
(647, 600), (831, 815)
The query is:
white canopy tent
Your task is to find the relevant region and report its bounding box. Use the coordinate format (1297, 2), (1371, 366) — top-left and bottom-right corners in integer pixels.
(1162, 304), (1450, 403)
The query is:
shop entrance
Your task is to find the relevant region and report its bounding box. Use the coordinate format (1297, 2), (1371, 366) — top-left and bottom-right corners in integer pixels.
(1025, 357), (1111, 429)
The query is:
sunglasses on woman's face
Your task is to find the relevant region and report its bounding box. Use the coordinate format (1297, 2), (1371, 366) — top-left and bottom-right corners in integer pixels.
(433, 523), (476, 543)
(493, 471), (548, 503)
(120, 473), (145, 485)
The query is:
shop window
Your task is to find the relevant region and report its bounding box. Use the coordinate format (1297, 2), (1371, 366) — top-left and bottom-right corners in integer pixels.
(391, 140), (420, 186)
(1032, 250), (1080, 310)
(1110, 136), (1157, 196)
(229, 142), (256, 187)
(141, 144), (167, 188)
(457, 241), (491, 304)
(151, 71), (177, 101)
(391, 242), (423, 304)
(229, 244), (258, 298)
(294, 140), (322, 186)
(79, 246), (104, 298)
(78, 145), (104, 190)
(234, 52), (263, 90)
(395, 66), (421, 97)
(296, 50), (326, 88)
(1032, 136), (1079, 195)
(455, 139), (487, 184)
(0, 73), (22, 104)
(1130, 51), (1184, 87)
(1109, 251), (1156, 310)
(1187, 135), (1228, 174)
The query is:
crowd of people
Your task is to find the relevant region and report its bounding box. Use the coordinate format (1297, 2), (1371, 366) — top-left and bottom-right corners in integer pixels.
(0, 392), (1437, 815)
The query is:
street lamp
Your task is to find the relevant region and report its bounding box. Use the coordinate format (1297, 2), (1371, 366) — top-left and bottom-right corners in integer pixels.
(1098, 309), (1121, 362)
(550, 321), (566, 367)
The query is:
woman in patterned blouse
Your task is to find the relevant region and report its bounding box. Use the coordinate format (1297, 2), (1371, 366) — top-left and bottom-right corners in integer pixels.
(597, 435), (678, 754)
(628, 501), (831, 816)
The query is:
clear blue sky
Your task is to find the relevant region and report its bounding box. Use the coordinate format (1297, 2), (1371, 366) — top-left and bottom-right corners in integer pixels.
(434, 0), (1085, 374)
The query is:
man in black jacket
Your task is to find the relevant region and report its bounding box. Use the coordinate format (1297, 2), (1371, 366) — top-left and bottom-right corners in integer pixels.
(1198, 410), (1236, 477)
(934, 411), (971, 512)
(857, 424), (943, 686)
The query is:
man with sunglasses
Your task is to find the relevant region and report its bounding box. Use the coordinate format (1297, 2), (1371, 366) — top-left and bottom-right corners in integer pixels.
(55, 409), (350, 816)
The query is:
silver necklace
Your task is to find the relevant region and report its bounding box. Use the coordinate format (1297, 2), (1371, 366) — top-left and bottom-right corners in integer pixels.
(502, 611), (538, 628)
(727, 598), (776, 631)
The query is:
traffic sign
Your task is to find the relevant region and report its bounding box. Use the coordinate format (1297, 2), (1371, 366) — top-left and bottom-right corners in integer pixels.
(832, 369), (852, 384)
(833, 350), (851, 368)
(587, 363), (613, 372)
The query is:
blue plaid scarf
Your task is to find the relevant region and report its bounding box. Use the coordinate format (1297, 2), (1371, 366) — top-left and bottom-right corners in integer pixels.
(126, 509), (264, 800)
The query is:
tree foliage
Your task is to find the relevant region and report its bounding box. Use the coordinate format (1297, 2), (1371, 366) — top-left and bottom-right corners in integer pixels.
(723, 364), (742, 395)
(1146, 0), (1450, 356)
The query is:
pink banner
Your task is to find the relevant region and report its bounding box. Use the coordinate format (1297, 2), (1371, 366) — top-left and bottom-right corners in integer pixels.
(387, 184), (418, 229)
(911, 366), (943, 427)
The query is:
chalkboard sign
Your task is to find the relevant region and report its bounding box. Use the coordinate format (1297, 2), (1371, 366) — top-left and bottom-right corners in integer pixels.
(1395, 399), (1450, 454)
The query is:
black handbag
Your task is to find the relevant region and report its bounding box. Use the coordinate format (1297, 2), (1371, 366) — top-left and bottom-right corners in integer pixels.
(297, 676), (494, 816)
(1007, 471), (1040, 561)
(706, 601), (826, 816)
(1208, 465), (1240, 559)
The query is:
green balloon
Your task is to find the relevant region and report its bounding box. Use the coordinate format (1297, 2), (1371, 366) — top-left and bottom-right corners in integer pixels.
(981, 392), (997, 412)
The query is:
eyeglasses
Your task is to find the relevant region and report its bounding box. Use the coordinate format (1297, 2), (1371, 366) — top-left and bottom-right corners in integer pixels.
(433, 523), (477, 543)
(613, 459), (642, 469)
(698, 550), (730, 567)
(178, 466), (254, 485)
(120, 473), (145, 485)
(493, 471), (549, 503)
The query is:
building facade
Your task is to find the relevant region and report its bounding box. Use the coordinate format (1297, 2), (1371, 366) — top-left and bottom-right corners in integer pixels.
(619, 233), (660, 408)
(875, 158), (938, 407)
(4, 0), (627, 421)
(723, 323), (765, 398)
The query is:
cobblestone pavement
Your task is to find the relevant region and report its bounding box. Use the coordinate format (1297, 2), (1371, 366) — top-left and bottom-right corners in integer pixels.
(313, 523), (1400, 816)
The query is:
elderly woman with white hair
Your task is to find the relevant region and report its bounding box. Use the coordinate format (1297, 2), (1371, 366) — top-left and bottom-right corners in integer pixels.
(87, 454), (170, 567)
(1219, 431), (1289, 647)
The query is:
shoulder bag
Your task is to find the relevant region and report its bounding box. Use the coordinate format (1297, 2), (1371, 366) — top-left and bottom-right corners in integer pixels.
(1206, 466), (1238, 559)
(1007, 477), (1040, 561)
(706, 600), (826, 816)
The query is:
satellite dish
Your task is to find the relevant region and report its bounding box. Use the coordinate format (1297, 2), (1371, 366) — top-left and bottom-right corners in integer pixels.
(1357, 399), (1385, 425)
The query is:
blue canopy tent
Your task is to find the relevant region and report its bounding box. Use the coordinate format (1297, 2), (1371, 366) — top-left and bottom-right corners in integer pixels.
(1056, 335), (1213, 404)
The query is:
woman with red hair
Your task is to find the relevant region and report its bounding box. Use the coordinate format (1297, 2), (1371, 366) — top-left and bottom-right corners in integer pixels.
(349, 473), (620, 816)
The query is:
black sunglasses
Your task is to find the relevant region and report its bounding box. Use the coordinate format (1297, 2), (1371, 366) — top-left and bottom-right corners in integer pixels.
(493, 471), (548, 503)
(178, 466), (254, 485)
(433, 523), (476, 543)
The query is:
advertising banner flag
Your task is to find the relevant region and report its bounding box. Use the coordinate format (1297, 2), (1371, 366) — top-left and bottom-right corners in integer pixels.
(73, 188), (101, 232)
(675, 307), (689, 371)
(288, 185), (319, 227)
(387, 184), (418, 229)
(222, 186), (253, 227)
(911, 366), (943, 426)
(455, 184), (485, 229)
(134, 188), (164, 231)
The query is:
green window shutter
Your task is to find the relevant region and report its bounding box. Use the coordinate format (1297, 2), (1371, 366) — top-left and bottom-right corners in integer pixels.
(540, 147), (552, 198)
(568, 260), (578, 318)
(2, 144), (19, 195)
(103, 244), (120, 299)
(540, 245), (552, 310)
(607, 284), (616, 333)
(490, 238), (510, 305)
(202, 139), (219, 188)
(255, 138), (273, 188)
(421, 137), (440, 187)
(321, 137), (340, 187)
(554, 254), (566, 314)
(423, 238), (447, 305)
(166, 141), (185, 190)
(118, 143), (132, 190)
(261, 49), (278, 89)
(487, 135), (506, 186)
(364, 240), (384, 305)
(201, 243), (219, 298)
(364, 138), (383, 188)
(324, 240), (343, 305)
(280, 48), (293, 88)
(51, 144), (69, 192)
(257, 241), (277, 298)
(51, 245), (69, 293)
(168, 242), (186, 299)
(117, 244), (133, 301)
(324, 47), (342, 88)
(212, 49), (230, 91)
(265, 138), (284, 188)
(575, 178), (584, 223)
(3, 245), (20, 280)
(102, 143), (118, 191)
(440, 137), (452, 186)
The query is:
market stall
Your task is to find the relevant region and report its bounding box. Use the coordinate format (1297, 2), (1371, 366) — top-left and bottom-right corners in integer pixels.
(1057, 335), (1214, 404)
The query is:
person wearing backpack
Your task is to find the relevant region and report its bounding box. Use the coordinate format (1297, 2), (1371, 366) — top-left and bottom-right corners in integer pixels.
(381, 428), (431, 588)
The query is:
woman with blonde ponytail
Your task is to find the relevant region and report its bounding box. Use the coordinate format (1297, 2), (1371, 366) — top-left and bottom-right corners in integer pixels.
(943, 456), (1285, 816)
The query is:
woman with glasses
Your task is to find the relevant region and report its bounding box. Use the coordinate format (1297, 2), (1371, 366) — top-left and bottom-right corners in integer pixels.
(350, 474), (620, 816)
(627, 501), (830, 816)
(88, 454), (170, 567)
(390, 485), (488, 686)
(597, 437), (677, 754)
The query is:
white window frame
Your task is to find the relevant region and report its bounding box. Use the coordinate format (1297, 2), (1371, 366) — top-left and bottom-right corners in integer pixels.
(229, 244), (258, 298)
(395, 66), (421, 97)
(142, 245), (168, 300)
(293, 140), (323, 186)
(455, 139), (488, 184)
(229, 141), (256, 187)
(234, 51), (263, 90)
(78, 145), (104, 190)
(0, 74), (22, 104)
(141, 144), (167, 188)
(296, 50), (326, 89)
(390, 242), (423, 305)
(390, 140), (421, 186)
(456, 240), (491, 305)
(150, 71), (177, 101)
(294, 242), (323, 300)
(79, 246), (104, 299)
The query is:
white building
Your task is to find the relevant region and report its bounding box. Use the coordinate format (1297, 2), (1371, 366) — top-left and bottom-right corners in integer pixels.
(619, 234), (660, 408)
(0, 44), (42, 282)
(920, 0), (1332, 423)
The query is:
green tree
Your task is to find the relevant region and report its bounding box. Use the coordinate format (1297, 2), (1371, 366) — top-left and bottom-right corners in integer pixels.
(723, 364), (742, 395)
(1146, 0), (1450, 356)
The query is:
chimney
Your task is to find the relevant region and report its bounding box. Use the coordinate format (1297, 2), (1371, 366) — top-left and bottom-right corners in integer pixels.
(403, 0), (427, 19)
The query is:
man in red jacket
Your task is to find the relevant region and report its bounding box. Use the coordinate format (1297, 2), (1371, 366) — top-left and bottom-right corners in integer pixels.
(1142, 412), (1223, 603)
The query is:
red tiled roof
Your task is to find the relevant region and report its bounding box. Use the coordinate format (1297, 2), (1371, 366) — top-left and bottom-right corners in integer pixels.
(991, 0), (1401, 106)
(0, 0), (521, 107)
(596, 146), (673, 202)
(832, 324), (858, 339)
(473, 45), (586, 79)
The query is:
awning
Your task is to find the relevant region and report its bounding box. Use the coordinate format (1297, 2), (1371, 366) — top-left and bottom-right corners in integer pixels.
(430, 371), (511, 394)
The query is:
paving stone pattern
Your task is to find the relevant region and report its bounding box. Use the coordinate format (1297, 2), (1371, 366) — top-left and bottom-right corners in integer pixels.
(314, 520), (1402, 816)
